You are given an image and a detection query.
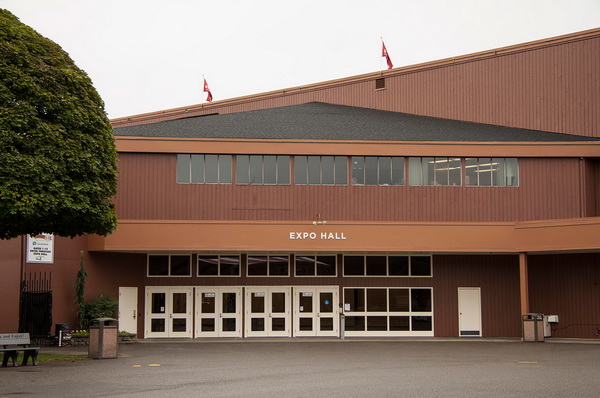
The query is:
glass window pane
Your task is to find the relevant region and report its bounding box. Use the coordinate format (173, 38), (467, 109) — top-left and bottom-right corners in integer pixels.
(423, 157), (435, 186)
(299, 318), (313, 331)
(148, 255), (169, 276)
(434, 157), (449, 186)
(366, 256), (387, 276)
(411, 289), (432, 312)
(411, 256), (431, 276)
(172, 293), (187, 313)
(352, 157), (365, 185)
(389, 289), (409, 312)
(176, 154), (191, 184)
(191, 154), (205, 184)
(308, 156), (321, 184)
(251, 294), (265, 313)
(388, 256), (409, 276)
(219, 155), (232, 183)
(365, 157), (378, 185)
(320, 318), (333, 331)
(220, 256), (240, 276)
(294, 156), (307, 185)
(465, 158), (478, 186)
(271, 318), (286, 331)
(344, 256), (364, 275)
(236, 155), (249, 184)
(222, 318), (236, 331)
(201, 318), (215, 332)
(367, 289), (387, 312)
(367, 316), (388, 331)
(412, 316), (432, 331)
(269, 256), (289, 276)
(248, 256), (268, 275)
(251, 318), (264, 331)
(271, 293), (286, 313)
(170, 255), (190, 276)
(408, 157), (423, 186)
(198, 255), (219, 276)
(151, 293), (166, 313)
(299, 292), (313, 312)
(296, 256), (315, 276)
(201, 293), (215, 313)
(478, 157), (492, 186)
(344, 316), (365, 331)
(390, 316), (410, 331)
(151, 319), (165, 332)
(320, 292), (333, 313)
(391, 157), (404, 186)
(321, 156), (335, 185)
(379, 157), (392, 186)
(448, 158), (461, 186)
(492, 158), (505, 187)
(344, 288), (364, 312)
(277, 156), (290, 185)
(249, 155), (263, 184)
(263, 155), (277, 185)
(222, 292), (237, 314)
(334, 156), (348, 185)
(316, 255), (336, 276)
(172, 318), (187, 332)
(205, 154), (219, 183)
(506, 158), (518, 186)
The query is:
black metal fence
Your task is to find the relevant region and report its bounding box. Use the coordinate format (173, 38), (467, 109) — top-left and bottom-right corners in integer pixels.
(19, 272), (53, 344)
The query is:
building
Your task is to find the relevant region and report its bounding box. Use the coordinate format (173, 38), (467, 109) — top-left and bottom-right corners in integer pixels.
(1, 28), (599, 339)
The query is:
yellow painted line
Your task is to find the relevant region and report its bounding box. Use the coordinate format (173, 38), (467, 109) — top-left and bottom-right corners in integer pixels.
(148, 364), (161, 367)
(517, 361), (539, 364)
(132, 365), (141, 368)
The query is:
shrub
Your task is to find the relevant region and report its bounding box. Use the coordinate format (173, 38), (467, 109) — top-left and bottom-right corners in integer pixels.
(83, 295), (118, 328)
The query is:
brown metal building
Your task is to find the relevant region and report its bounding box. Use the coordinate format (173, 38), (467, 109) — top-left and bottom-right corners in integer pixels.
(1, 28), (599, 340)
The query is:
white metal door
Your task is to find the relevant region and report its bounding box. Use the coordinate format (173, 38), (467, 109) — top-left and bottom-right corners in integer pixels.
(245, 287), (291, 337)
(145, 287), (193, 338)
(293, 287), (339, 337)
(195, 287), (242, 337)
(118, 287), (138, 334)
(458, 287), (482, 337)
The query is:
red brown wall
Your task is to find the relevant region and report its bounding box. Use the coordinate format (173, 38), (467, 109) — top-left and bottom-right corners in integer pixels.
(529, 253), (600, 338)
(114, 32), (600, 139)
(0, 239), (22, 332)
(114, 153), (584, 223)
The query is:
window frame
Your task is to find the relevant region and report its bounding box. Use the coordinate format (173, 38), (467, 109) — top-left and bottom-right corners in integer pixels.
(465, 157), (519, 187)
(235, 155), (291, 185)
(246, 254), (290, 277)
(342, 254), (433, 277)
(176, 154), (232, 184)
(147, 254), (192, 277)
(294, 254), (338, 277)
(197, 254), (242, 277)
(351, 156), (405, 186)
(293, 155), (348, 185)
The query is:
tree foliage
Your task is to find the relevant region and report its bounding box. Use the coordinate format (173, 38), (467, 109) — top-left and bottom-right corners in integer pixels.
(0, 9), (118, 239)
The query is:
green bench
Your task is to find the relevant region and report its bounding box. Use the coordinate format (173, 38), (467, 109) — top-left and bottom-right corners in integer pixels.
(1, 333), (40, 367)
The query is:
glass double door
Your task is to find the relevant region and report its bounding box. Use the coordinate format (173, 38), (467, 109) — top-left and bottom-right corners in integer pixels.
(293, 287), (339, 337)
(195, 287), (242, 337)
(145, 287), (193, 338)
(245, 287), (291, 337)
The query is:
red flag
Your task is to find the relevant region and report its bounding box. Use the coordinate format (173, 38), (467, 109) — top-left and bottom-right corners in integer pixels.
(203, 78), (213, 102)
(382, 41), (393, 70)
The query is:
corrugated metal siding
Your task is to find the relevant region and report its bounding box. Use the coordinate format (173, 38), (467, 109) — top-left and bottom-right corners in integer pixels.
(113, 34), (600, 138)
(116, 154), (583, 222)
(529, 254), (600, 338)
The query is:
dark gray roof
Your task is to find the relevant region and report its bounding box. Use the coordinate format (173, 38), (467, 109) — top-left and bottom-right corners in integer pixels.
(113, 102), (597, 142)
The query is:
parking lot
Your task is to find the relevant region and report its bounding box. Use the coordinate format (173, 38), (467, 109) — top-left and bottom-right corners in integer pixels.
(2, 339), (600, 397)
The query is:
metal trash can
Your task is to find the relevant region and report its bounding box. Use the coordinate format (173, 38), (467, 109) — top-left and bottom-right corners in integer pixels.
(88, 318), (118, 359)
(522, 313), (545, 342)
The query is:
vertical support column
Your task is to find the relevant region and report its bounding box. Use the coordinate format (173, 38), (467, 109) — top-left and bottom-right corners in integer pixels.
(519, 252), (529, 316)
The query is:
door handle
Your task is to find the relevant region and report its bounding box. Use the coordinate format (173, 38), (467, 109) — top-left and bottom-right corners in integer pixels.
(133, 310), (137, 320)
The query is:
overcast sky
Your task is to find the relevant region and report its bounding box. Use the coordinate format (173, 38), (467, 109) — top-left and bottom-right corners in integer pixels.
(2, 0), (599, 119)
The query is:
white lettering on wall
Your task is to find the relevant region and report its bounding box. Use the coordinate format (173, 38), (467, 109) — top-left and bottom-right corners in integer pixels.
(289, 232), (347, 240)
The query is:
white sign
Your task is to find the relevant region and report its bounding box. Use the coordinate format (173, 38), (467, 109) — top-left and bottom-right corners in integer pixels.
(289, 232), (347, 240)
(26, 234), (54, 263)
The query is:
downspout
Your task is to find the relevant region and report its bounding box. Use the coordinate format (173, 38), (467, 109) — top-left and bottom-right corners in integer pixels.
(579, 157), (586, 218)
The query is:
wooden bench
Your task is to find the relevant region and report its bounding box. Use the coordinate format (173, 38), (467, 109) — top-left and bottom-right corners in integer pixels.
(0, 333), (40, 367)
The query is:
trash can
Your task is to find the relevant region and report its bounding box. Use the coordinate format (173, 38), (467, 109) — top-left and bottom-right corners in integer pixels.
(55, 323), (71, 347)
(89, 318), (118, 359)
(522, 313), (545, 342)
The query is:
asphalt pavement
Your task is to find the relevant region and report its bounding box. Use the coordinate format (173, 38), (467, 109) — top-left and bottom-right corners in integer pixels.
(1, 338), (600, 397)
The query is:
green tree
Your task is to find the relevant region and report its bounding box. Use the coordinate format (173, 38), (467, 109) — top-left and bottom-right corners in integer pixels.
(0, 9), (118, 239)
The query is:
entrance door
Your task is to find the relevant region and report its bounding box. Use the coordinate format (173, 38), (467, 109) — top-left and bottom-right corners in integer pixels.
(145, 287), (193, 338)
(293, 287), (339, 337)
(195, 287), (242, 337)
(245, 287), (291, 337)
(458, 287), (482, 337)
(118, 287), (138, 334)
